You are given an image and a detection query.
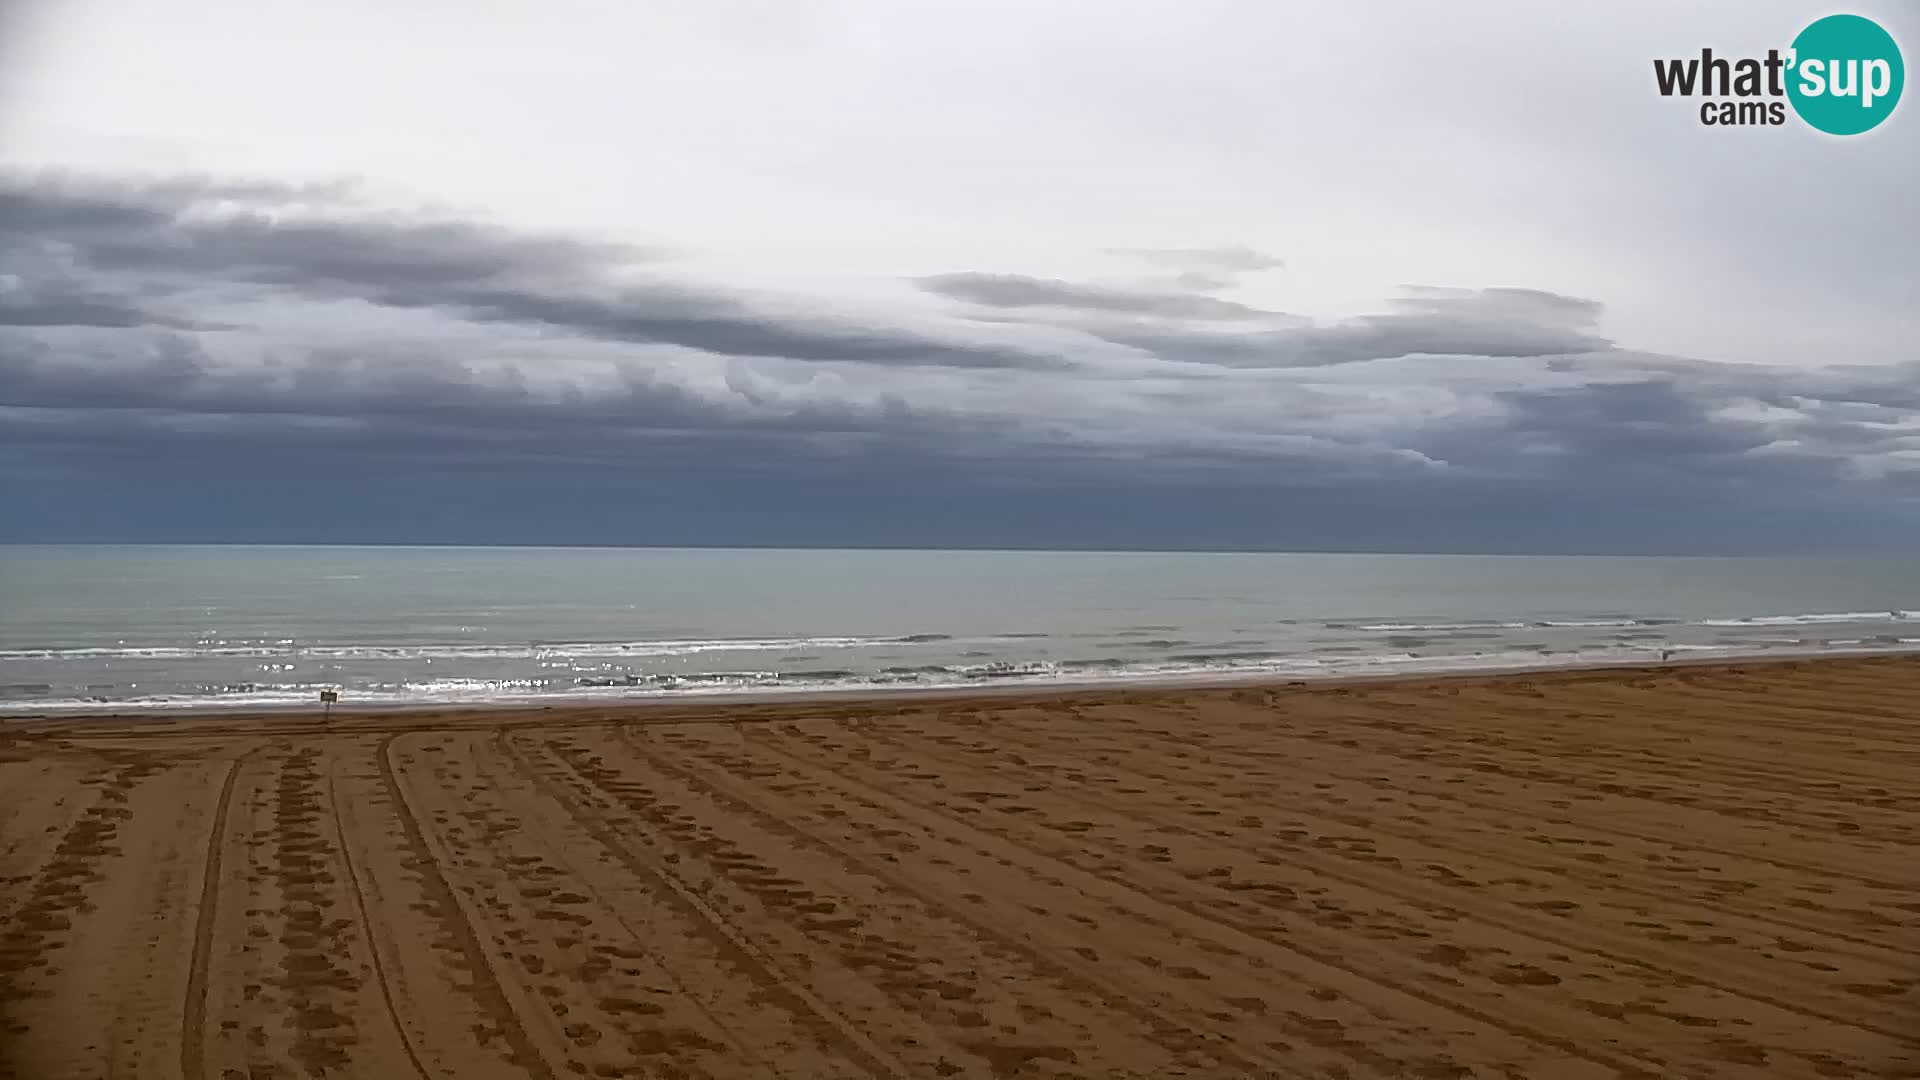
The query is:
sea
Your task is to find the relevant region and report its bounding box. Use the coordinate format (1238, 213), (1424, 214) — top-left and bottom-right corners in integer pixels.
(3, 545), (1919, 714)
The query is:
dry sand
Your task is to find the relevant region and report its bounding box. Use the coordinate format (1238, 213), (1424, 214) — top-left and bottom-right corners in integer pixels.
(1, 656), (1916, 1079)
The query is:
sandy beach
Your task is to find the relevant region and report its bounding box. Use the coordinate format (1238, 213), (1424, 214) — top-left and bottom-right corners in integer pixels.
(2, 656), (1916, 1079)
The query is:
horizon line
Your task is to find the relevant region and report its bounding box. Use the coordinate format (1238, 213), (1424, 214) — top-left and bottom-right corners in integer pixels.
(0, 541), (1911, 560)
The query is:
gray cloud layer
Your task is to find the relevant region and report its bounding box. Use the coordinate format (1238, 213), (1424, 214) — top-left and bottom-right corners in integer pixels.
(968, 284), (1616, 369)
(916, 272), (1283, 320)
(0, 270), (189, 329)
(2, 171), (1916, 551)
(1, 175), (1067, 371)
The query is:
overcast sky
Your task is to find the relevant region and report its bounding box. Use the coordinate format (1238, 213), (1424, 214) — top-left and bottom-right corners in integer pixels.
(1, 0), (1916, 552)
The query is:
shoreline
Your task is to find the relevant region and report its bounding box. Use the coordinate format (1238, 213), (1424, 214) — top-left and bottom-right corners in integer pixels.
(15, 634), (1920, 718)
(9, 647), (1916, 733)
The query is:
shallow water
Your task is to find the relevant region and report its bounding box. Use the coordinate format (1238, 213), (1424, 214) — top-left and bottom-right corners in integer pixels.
(4, 545), (1920, 711)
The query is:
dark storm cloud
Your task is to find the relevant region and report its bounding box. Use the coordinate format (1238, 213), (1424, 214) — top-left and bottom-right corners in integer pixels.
(2, 171), (1917, 553)
(1411, 367), (1920, 496)
(0, 330), (1016, 448)
(0, 174), (642, 287)
(1471, 380), (1802, 483)
(924, 276), (1610, 368)
(1085, 286), (1613, 368)
(430, 287), (1070, 369)
(0, 176), (362, 244)
(0, 333), (515, 417)
(5, 331), (1919, 553)
(8, 319), (1912, 504)
(915, 272), (1281, 320)
(0, 325), (1440, 502)
(0, 277), (168, 328)
(0, 175), (1070, 370)
(1497, 381), (1767, 457)
(1549, 350), (1920, 416)
(0, 260), (215, 329)
(7, 397), (1913, 555)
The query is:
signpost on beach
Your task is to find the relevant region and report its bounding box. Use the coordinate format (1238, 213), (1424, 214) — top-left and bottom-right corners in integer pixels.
(320, 689), (338, 720)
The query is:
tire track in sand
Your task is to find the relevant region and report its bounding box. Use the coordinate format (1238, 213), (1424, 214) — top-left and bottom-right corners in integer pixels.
(0, 757), (161, 1080)
(1254, 695), (1920, 833)
(922, 706), (1919, 926)
(376, 733), (556, 1080)
(327, 745), (432, 1080)
(499, 731), (911, 1080)
(738, 724), (1658, 1080)
(958, 711), (1904, 957)
(180, 754), (242, 1080)
(470, 731), (783, 1080)
(1122, 705), (1910, 889)
(853, 718), (1920, 1049)
(613, 724), (1316, 1080)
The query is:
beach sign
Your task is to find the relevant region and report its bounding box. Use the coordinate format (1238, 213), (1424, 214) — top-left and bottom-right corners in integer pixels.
(320, 689), (338, 718)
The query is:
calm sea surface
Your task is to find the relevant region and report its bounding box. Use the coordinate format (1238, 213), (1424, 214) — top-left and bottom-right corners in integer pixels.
(4, 546), (1919, 712)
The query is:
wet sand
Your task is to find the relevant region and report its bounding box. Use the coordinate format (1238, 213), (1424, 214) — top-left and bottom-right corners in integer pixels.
(2, 655), (1916, 1079)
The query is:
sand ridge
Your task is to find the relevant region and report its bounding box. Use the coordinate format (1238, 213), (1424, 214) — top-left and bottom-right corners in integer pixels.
(1, 655), (1916, 1078)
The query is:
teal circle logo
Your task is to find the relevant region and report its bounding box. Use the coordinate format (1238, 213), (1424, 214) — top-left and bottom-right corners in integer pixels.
(1787, 14), (1904, 135)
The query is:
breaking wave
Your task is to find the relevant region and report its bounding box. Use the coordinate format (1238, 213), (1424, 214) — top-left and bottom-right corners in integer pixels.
(13, 636), (1920, 714)
(0, 633), (1012, 662)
